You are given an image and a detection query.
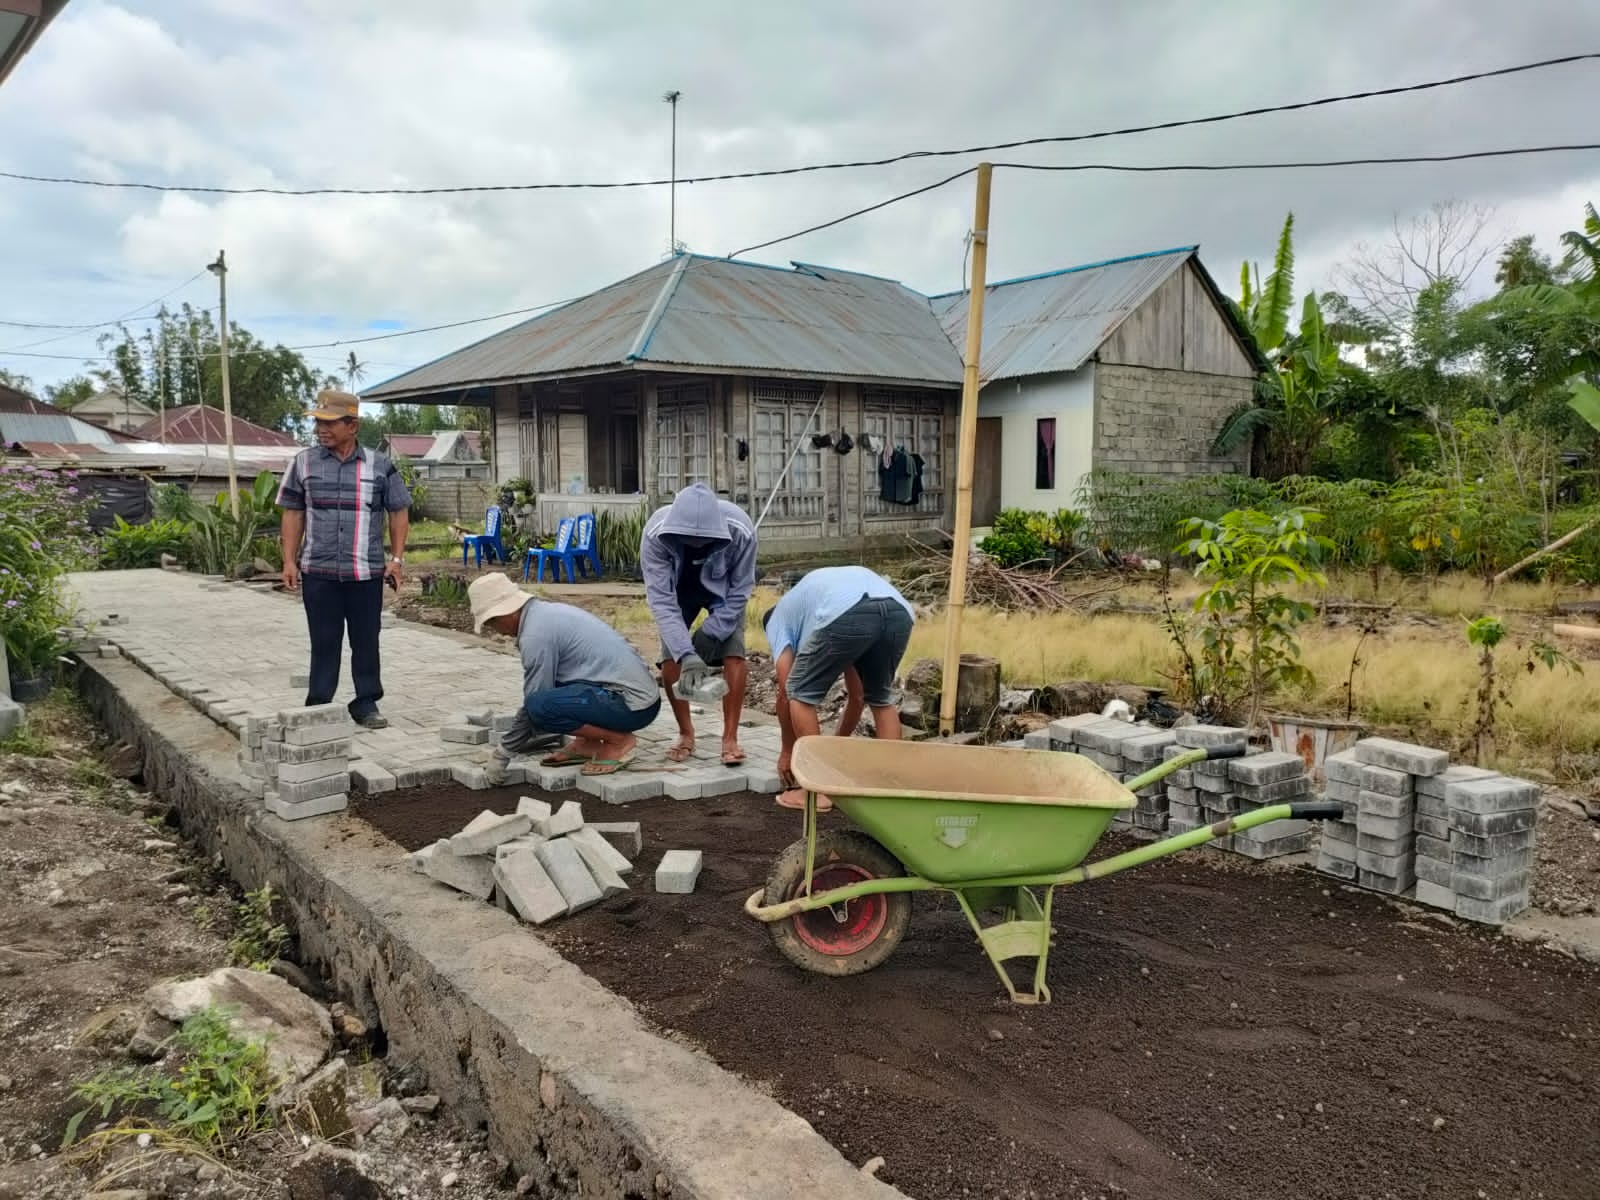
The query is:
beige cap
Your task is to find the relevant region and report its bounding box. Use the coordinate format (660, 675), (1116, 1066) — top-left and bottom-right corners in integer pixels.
(469, 573), (531, 633)
(308, 388), (360, 421)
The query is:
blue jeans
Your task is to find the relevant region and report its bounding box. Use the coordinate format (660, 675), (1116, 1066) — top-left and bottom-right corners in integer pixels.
(525, 683), (661, 735)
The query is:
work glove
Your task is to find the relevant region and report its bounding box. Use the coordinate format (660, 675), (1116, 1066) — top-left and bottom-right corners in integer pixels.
(690, 628), (720, 664)
(677, 652), (710, 696)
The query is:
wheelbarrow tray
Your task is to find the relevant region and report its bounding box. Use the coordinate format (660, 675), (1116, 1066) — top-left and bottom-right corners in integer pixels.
(792, 737), (1133, 884)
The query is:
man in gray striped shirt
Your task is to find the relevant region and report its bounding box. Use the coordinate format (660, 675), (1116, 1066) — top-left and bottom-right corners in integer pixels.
(278, 389), (411, 729)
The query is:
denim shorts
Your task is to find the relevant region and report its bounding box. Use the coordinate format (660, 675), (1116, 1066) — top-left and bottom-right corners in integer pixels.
(524, 683), (661, 735)
(786, 596), (913, 708)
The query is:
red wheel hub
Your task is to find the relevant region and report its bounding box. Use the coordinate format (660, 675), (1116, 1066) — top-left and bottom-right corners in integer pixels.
(790, 863), (887, 957)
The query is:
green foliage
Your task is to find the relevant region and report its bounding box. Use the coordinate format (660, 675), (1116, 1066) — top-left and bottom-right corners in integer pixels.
(392, 455), (428, 514)
(99, 517), (193, 570)
(1078, 471), (1268, 566)
(0, 463), (96, 679)
(356, 402), (460, 448)
(227, 885), (290, 970)
(978, 509), (1047, 568)
(596, 507), (647, 571)
(63, 1007), (279, 1150)
(429, 575), (470, 609)
(153, 484), (197, 523)
(186, 473), (280, 578)
(1175, 507), (1331, 728)
(0, 721), (51, 757)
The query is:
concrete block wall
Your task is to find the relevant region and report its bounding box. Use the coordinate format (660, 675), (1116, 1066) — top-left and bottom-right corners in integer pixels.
(1091, 364), (1253, 480)
(1315, 739), (1537, 926)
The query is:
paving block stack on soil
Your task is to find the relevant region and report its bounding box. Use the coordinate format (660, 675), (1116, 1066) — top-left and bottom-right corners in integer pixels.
(238, 704), (354, 820)
(1315, 738), (1539, 925)
(409, 796), (690, 923)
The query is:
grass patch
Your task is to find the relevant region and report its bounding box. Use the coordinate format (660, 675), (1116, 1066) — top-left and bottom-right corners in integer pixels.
(227, 886), (290, 970)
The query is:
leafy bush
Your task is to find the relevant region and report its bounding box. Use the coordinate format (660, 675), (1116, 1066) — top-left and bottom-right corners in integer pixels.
(393, 455), (428, 515)
(0, 464), (96, 680)
(597, 506), (647, 571)
(153, 483), (196, 523)
(186, 472), (280, 578)
(978, 508), (1047, 567)
(430, 575), (470, 609)
(99, 516), (192, 570)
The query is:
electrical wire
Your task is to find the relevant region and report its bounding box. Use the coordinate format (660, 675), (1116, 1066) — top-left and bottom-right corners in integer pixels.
(0, 272), (210, 354)
(0, 52), (1594, 197)
(992, 142), (1600, 174)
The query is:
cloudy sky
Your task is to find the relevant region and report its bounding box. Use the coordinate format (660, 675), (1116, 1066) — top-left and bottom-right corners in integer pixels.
(2, 0), (1598, 399)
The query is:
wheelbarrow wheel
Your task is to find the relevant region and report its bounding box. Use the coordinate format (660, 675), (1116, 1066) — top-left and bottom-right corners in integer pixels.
(763, 830), (912, 977)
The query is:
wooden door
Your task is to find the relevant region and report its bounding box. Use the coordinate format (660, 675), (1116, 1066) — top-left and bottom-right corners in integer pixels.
(973, 417), (1002, 526)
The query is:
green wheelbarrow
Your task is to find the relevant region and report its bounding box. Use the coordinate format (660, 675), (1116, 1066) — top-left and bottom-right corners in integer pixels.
(744, 735), (1342, 1004)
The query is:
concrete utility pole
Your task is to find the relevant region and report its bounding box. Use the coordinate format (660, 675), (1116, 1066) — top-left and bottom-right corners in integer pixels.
(664, 90), (681, 255)
(207, 250), (240, 517)
(939, 164), (993, 736)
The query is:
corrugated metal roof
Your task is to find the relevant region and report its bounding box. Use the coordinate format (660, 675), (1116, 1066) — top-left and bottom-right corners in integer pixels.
(132, 406), (301, 447)
(0, 410), (121, 445)
(366, 255), (964, 400)
(931, 248), (1196, 383)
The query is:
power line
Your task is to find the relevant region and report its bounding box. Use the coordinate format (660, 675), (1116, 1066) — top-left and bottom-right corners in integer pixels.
(993, 142), (1600, 174)
(0, 52), (1594, 198)
(0, 271), (210, 353)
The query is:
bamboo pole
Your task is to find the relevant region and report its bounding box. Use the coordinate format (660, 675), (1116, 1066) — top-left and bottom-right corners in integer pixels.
(1491, 518), (1596, 587)
(939, 164), (993, 736)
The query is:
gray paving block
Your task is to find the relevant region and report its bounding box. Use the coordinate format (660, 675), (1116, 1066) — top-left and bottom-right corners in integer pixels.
(1173, 724), (1248, 750)
(277, 773), (350, 804)
(493, 850), (568, 924)
(1414, 854), (1452, 886)
(1356, 846), (1414, 875)
(494, 834), (547, 862)
(569, 825), (634, 875)
(1356, 812), (1413, 842)
(1414, 833), (1452, 860)
(1319, 829), (1357, 856)
(1451, 808), (1537, 838)
(1357, 829), (1415, 857)
(536, 800), (584, 838)
(440, 724), (490, 745)
(450, 812), (532, 856)
(1413, 813), (1451, 840)
(516, 797), (553, 822)
(1353, 737), (1449, 777)
(277, 703), (348, 729)
(1450, 828), (1536, 858)
(290, 672), (310, 688)
(535, 838), (604, 912)
(1444, 776), (1539, 816)
(1321, 820), (1357, 846)
(1167, 818), (1204, 836)
(535, 764), (581, 792)
(590, 774), (665, 805)
(1048, 714), (1115, 747)
(590, 821), (644, 859)
(1070, 720), (1150, 755)
(285, 722), (357, 748)
(1323, 749), (1364, 787)
(1324, 779), (1361, 803)
(1414, 879), (1456, 909)
(408, 843), (437, 874)
(568, 831), (628, 896)
(1191, 757), (1232, 778)
(457, 809), (503, 836)
(664, 775), (706, 801)
(276, 759), (350, 785)
(1360, 765), (1413, 798)
(1236, 817), (1312, 842)
(426, 844), (496, 900)
(1121, 731), (1177, 764)
(1022, 728), (1052, 750)
(451, 763), (493, 790)
(1357, 869), (1415, 896)
(1169, 802), (1203, 825)
(655, 849), (703, 894)
(1232, 777), (1313, 805)
(264, 791), (348, 821)
(1316, 852), (1359, 881)
(1415, 764), (1496, 800)
(1132, 811), (1169, 833)
(1080, 748), (1124, 772)
(1166, 785), (1198, 807)
(1451, 847), (1536, 876)
(743, 765), (784, 794)
(1453, 892), (1530, 925)
(1232, 829), (1315, 859)
(1451, 868), (1532, 902)
(1357, 789), (1415, 820)
(1227, 752), (1304, 787)
(1415, 792), (1449, 819)
(1192, 773), (1234, 795)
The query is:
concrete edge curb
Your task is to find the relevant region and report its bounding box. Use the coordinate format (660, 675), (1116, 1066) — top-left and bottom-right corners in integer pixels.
(77, 656), (903, 1200)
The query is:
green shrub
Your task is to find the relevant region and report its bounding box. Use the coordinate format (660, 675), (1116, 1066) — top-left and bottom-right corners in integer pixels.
(0, 463), (95, 680)
(99, 516), (192, 570)
(597, 507), (647, 570)
(979, 509), (1047, 567)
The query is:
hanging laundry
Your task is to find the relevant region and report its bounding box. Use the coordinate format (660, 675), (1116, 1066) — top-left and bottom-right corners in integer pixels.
(909, 453), (925, 504)
(878, 450), (896, 502)
(891, 447), (915, 504)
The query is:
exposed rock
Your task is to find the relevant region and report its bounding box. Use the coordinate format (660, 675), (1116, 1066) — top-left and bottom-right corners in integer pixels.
(287, 1058), (352, 1141)
(352, 1096), (410, 1146)
(400, 1094), (441, 1115)
(285, 1146), (386, 1200)
(269, 958), (324, 1001)
(141, 966), (333, 1083)
(126, 1012), (177, 1060)
(997, 688), (1037, 715)
(329, 1002), (369, 1045)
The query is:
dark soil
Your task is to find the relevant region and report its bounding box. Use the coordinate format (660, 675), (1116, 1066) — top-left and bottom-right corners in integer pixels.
(358, 784), (1600, 1200)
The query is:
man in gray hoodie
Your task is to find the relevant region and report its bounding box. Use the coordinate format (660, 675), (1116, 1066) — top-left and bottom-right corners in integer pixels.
(640, 482), (757, 765)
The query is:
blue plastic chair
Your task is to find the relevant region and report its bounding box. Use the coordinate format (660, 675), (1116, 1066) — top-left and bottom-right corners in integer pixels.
(570, 513), (603, 579)
(523, 516), (577, 582)
(461, 505), (507, 568)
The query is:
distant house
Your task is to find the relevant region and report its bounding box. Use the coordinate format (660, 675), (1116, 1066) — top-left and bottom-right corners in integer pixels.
(70, 387), (158, 435)
(364, 247), (1262, 550)
(379, 430), (488, 480)
(0, 381), (136, 454)
(132, 405), (301, 449)
(933, 247), (1264, 523)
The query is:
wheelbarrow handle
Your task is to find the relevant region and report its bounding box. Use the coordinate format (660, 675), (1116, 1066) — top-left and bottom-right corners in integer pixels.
(1202, 743), (1247, 760)
(1289, 801), (1346, 820)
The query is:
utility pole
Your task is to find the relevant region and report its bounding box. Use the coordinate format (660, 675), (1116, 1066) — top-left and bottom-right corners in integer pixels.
(664, 90), (681, 255)
(939, 164), (993, 736)
(206, 250), (240, 518)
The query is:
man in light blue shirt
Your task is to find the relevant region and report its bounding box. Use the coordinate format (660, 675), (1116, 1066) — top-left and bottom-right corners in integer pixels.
(762, 566), (916, 810)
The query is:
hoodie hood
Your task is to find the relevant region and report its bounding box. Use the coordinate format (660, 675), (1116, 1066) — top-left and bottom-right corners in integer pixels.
(657, 482), (731, 545)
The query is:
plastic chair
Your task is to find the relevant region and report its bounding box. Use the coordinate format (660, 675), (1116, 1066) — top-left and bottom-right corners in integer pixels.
(461, 505), (507, 568)
(523, 516), (577, 582)
(570, 513), (603, 579)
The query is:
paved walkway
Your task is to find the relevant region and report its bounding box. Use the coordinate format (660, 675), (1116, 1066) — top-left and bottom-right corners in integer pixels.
(67, 570), (782, 802)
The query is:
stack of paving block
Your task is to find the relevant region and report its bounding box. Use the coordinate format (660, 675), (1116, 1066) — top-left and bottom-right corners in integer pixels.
(237, 704), (353, 820)
(1316, 738), (1539, 925)
(1223, 751), (1314, 859)
(1164, 725), (1248, 835)
(411, 797), (651, 924)
(1045, 715), (1164, 827)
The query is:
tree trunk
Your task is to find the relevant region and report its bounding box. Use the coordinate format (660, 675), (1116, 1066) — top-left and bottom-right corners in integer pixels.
(1491, 519), (1598, 587)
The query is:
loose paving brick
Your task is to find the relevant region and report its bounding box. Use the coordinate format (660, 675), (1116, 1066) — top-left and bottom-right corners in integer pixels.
(277, 774), (351, 805)
(537, 800), (585, 839)
(516, 797), (553, 822)
(424, 841), (496, 899)
(591, 821), (644, 858)
(450, 812), (533, 856)
(1359, 765), (1413, 798)
(1353, 737), (1449, 777)
(1173, 724), (1247, 750)
(568, 832), (628, 897)
(265, 792), (349, 821)
(655, 849), (703, 894)
(276, 759), (351, 786)
(1444, 776), (1540, 815)
(1323, 750), (1364, 787)
(1415, 764), (1496, 799)
(535, 838), (604, 912)
(441, 724), (490, 745)
(492, 850), (568, 924)
(569, 825), (634, 875)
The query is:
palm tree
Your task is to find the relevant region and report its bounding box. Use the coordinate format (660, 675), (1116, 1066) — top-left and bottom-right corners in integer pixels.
(344, 352), (367, 392)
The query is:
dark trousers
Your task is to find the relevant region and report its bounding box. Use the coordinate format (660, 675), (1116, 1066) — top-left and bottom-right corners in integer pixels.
(302, 576), (385, 718)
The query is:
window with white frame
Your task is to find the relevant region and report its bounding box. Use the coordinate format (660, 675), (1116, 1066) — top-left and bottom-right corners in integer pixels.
(862, 387), (946, 517)
(654, 383), (711, 498)
(752, 379), (825, 522)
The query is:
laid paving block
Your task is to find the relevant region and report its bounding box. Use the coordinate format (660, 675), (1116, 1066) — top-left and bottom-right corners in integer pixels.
(492, 850), (568, 924)
(265, 790), (349, 820)
(1360, 765), (1413, 798)
(1356, 813), (1414, 842)
(590, 821), (644, 859)
(1451, 808), (1537, 838)
(536, 800), (585, 839)
(1454, 893), (1530, 925)
(516, 797), (553, 823)
(276, 759), (351, 785)
(451, 763), (494, 790)
(535, 838), (604, 912)
(583, 774), (665, 805)
(1353, 737), (1449, 777)
(426, 844), (496, 900)
(1414, 855), (1452, 887)
(1323, 750), (1364, 787)
(743, 766), (784, 794)
(1414, 880), (1456, 909)
(655, 849), (703, 894)
(1173, 724), (1248, 750)
(535, 764), (581, 792)
(450, 812), (532, 857)
(277, 774), (350, 805)
(1228, 752), (1304, 787)
(1444, 776), (1540, 816)
(1415, 764), (1496, 800)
